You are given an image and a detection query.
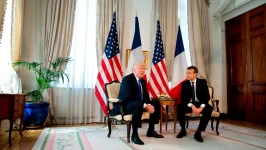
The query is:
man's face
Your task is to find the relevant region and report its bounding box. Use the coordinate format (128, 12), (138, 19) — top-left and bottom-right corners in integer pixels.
(133, 64), (145, 78)
(186, 69), (197, 81)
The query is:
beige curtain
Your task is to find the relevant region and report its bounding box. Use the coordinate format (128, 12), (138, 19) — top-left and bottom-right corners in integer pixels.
(96, 0), (124, 67)
(152, 0), (178, 80)
(39, 0), (76, 125)
(11, 0), (24, 71)
(0, 0), (6, 43)
(188, 0), (210, 81)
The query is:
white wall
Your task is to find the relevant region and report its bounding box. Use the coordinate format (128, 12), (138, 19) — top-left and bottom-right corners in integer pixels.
(208, 0), (227, 113)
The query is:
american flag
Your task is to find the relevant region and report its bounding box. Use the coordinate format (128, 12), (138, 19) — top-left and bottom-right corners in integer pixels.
(95, 12), (122, 116)
(147, 20), (171, 98)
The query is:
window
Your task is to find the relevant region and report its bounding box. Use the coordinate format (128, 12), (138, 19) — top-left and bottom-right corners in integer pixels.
(178, 0), (191, 66)
(0, 0), (16, 92)
(57, 0), (97, 88)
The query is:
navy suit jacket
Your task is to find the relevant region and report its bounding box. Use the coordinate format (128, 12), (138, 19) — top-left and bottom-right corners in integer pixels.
(111, 73), (150, 115)
(180, 78), (210, 106)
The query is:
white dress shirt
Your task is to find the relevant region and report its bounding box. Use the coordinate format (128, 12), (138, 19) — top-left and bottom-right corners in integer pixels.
(134, 75), (150, 108)
(187, 79), (206, 108)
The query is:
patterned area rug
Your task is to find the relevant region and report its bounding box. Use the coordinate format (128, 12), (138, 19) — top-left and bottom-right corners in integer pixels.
(32, 121), (266, 150)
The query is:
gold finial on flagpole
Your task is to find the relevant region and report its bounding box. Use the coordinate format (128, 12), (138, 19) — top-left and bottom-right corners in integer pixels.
(113, 1), (116, 13)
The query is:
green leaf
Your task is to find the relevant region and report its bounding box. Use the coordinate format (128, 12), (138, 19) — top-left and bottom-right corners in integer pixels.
(14, 57), (72, 102)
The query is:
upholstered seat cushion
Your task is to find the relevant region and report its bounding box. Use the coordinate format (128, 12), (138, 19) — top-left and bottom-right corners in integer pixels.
(211, 111), (220, 117)
(110, 115), (123, 120)
(185, 113), (203, 117)
(185, 95), (220, 118)
(141, 112), (150, 120)
(110, 112), (150, 121)
(185, 110), (220, 118)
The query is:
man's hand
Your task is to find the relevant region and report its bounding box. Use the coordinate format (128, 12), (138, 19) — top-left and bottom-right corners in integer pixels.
(197, 107), (203, 114)
(191, 105), (203, 116)
(145, 104), (155, 113)
(191, 105), (199, 115)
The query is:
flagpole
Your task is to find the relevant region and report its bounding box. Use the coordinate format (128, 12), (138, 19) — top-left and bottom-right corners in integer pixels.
(114, 0), (116, 13)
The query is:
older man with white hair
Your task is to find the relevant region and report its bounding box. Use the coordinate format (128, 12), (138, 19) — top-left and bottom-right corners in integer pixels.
(112, 62), (163, 145)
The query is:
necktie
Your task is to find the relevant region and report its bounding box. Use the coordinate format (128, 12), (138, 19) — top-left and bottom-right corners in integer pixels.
(191, 82), (196, 104)
(138, 79), (142, 101)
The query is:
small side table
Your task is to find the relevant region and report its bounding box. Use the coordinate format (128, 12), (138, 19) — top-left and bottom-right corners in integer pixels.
(0, 93), (26, 146)
(152, 98), (177, 134)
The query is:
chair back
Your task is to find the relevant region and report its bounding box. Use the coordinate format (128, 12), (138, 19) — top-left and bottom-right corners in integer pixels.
(105, 81), (121, 110)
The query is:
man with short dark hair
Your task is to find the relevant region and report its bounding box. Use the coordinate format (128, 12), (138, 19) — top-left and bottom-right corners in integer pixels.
(176, 66), (212, 142)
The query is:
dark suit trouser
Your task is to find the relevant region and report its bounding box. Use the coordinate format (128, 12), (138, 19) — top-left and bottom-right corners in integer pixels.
(177, 102), (212, 132)
(125, 100), (161, 131)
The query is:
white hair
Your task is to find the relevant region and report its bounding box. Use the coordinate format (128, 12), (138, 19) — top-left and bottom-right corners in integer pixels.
(133, 62), (145, 69)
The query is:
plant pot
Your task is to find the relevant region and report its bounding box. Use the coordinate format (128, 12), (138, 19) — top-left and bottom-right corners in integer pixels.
(23, 101), (50, 127)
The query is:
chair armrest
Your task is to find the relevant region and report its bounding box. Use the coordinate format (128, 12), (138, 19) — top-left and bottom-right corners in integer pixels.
(211, 99), (219, 102)
(108, 98), (126, 117)
(107, 98), (124, 116)
(109, 98), (120, 102)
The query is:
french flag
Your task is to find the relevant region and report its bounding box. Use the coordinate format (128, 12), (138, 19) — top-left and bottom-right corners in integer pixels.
(171, 26), (187, 99)
(125, 16), (144, 75)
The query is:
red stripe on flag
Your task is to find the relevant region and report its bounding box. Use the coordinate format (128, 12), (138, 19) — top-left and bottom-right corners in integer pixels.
(147, 82), (158, 98)
(114, 56), (122, 74)
(101, 59), (112, 83)
(97, 72), (105, 91)
(161, 60), (167, 77)
(154, 63), (170, 94)
(108, 58), (115, 80)
(170, 79), (187, 99)
(95, 87), (108, 115)
(113, 56), (122, 81)
(150, 70), (163, 92)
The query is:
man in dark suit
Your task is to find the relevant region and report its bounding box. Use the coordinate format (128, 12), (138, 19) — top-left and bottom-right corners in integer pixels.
(113, 62), (163, 145)
(176, 66), (212, 142)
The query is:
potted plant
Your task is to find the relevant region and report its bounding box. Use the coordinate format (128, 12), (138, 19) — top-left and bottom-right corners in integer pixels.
(13, 57), (72, 127)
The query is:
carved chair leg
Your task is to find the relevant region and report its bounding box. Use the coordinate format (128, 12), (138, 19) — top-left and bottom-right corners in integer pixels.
(186, 117), (189, 128)
(104, 116), (107, 124)
(127, 121), (132, 143)
(107, 119), (112, 138)
(216, 118), (220, 135)
(211, 118), (214, 130)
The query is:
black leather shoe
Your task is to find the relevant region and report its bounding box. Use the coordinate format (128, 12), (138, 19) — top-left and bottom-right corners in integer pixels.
(147, 131), (164, 138)
(176, 130), (186, 138)
(194, 132), (203, 142)
(131, 135), (144, 145)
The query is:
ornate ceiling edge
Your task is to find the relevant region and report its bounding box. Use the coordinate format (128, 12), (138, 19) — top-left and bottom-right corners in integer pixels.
(214, 0), (266, 20)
